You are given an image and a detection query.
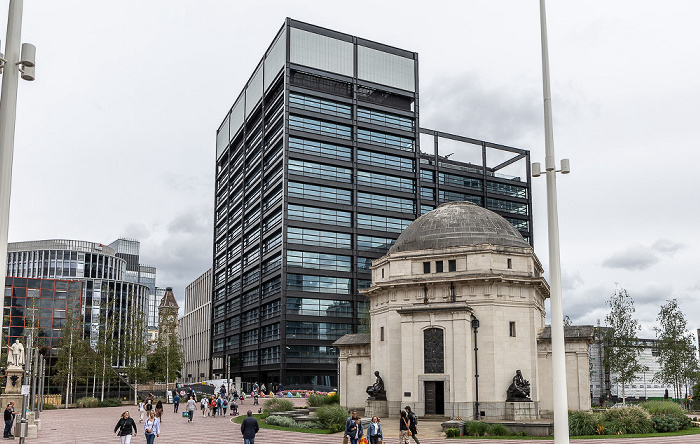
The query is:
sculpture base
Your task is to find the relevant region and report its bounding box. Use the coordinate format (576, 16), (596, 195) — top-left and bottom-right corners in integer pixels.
(504, 401), (539, 421)
(365, 399), (388, 418)
(4, 366), (24, 394)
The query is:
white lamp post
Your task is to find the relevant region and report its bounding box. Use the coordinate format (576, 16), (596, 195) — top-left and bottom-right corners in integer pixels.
(532, 1), (570, 443)
(0, 0), (35, 354)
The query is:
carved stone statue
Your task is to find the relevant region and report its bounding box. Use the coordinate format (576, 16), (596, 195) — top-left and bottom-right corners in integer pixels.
(7, 340), (25, 367)
(366, 371), (386, 400)
(506, 369), (532, 402)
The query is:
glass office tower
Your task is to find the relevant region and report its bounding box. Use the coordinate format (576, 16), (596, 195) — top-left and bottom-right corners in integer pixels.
(213, 19), (532, 389)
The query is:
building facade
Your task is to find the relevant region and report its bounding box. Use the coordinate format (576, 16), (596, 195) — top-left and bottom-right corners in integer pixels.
(4, 239), (151, 368)
(212, 19), (533, 388)
(179, 268), (212, 382)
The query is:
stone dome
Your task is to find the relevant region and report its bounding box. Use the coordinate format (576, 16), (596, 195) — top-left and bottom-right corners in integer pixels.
(388, 201), (530, 253)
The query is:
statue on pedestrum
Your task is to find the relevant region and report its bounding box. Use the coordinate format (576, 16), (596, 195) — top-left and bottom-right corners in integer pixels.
(7, 340), (25, 367)
(366, 371), (386, 400)
(506, 369), (532, 402)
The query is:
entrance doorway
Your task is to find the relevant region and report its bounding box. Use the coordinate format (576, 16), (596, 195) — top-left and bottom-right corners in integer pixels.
(424, 381), (445, 415)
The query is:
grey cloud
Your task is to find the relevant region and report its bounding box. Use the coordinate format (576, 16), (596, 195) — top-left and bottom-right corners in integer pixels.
(561, 269), (584, 291)
(420, 72), (542, 146)
(628, 282), (673, 305)
(602, 245), (660, 270)
(602, 239), (684, 271)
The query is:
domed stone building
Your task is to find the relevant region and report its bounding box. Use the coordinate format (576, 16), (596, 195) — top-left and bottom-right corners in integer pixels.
(334, 202), (592, 420)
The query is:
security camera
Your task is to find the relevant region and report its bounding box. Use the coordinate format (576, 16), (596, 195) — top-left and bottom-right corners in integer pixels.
(21, 65), (34, 81)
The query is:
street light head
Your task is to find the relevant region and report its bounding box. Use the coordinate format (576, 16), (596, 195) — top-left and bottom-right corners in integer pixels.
(21, 65), (34, 81)
(532, 162), (542, 177)
(20, 43), (35, 67)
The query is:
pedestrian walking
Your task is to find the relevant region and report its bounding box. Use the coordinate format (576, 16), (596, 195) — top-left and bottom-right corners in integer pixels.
(232, 398), (239, 416)
(114, 411), (138, 444)
(144, 411), (161, 444)
(222, 398), (229, 415)
(367, 416), (383, 444)
(145, 400), (153, 418)
(3, 403), (15, 439)
(399, 411), (411, 444)
(155, 400), (163, 422)
(186, 396), (196, 422)
(173, 394), (180, 413)
(138, 400), (145, 422)
(405, 406), (420, 444)
(344, 410), (361, 444)
(217, 396), (223, 416)
(201, 397), (208, 417)
(252, 390), (258, 405)
(240, 410), (259, 444)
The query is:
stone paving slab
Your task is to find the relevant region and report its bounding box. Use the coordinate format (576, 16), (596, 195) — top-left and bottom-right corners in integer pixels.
(25, 404), (700, 444)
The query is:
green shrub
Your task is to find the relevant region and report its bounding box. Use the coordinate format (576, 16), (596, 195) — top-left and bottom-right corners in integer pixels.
(515, 431), (529, 437)
(308, 393), (339, 407)
(487, 423), (511, 436)
(76, 396), (99, 408)
(642, 400), (691, 431)
(297, 421), (326, 429)
(263, 398), (294, 414)
(642, 400), (685, 416)
(464, 420), (488, 436)
(445, 427), (460, 438)
(42, 404), (56, 410)
(652, 414), (680, 433)
(601, 406), (654, 435)
(568, 410), (601, 436)
(314, 404), (348, 428)
(265, 415), (298, 427)
(329, 423), (344, 434)
(98, 398), (122, 407)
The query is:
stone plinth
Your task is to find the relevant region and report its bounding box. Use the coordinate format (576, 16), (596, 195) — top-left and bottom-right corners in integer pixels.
(365, 399), (388, 418)
(441, 419), (465, 435)
(504, 401), (538, 421)
(4, 366), (24, 394)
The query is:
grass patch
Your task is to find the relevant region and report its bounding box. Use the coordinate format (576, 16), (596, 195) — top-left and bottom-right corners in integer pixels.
(233, 413), (335, 434)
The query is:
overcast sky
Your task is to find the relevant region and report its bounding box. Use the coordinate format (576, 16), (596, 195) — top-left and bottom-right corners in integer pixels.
(2, 1), (699, 334)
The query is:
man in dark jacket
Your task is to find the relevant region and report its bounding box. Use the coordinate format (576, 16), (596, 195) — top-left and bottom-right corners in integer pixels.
(3, 404), (14, 439)
(241, 410), (259, 444)
(405, 406), (420, 444)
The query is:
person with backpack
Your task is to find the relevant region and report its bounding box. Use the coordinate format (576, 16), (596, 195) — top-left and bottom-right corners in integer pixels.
(405, 406), (420, 444)
(222, 397), (229, 415)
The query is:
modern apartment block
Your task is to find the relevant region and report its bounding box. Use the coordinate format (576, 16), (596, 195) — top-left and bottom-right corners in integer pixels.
(179, 268), (212, 383)
(212, 18), (533, 388)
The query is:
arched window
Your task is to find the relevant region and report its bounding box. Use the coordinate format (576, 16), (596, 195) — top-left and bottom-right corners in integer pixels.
(424, 328), (444, 373)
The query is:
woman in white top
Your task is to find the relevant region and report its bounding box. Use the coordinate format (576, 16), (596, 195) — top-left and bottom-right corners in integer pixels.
(143, 411), (160, 444)
(138, 401), (145, 423)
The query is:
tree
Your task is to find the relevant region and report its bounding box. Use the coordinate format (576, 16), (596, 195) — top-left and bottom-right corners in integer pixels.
(148, 311), (182, 386)
(654, 299), (698, 399)
(603, 286), (646, 406)
(121, 293), (149, 404)
(94, 295), (116, 401)
(52, 311), (91, 406)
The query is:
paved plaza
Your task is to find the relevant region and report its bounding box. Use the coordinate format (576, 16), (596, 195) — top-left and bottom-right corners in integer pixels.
(22, 402), (700, 444)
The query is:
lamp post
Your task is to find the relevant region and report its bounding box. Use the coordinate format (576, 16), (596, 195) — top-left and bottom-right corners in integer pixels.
(0, 0), (36, 341)
(533, 1), (570, 443)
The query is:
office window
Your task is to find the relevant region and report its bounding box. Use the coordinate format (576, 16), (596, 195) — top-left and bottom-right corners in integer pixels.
(357, 257), (374, 272)
(261, 323), (280, 342)
(357, 129), (414, 152)
(289, 137), (352, 161)
(439, 172), (483, 190)
(286, 298), (352, 317)
(357, 214), (412, 233)
(487, 181), (527, 199)
(286, 274), (351, 294)
(288, 204), (352, 227)
(487, 198), (528, 215)
(287, 227), (352, 249)
(289, 115), (352, 140)
(505, 217), (529, 232)
(509, 322), (516, 337)
(287, 250), (352, 272)
(357, 149), (414, 172)
(357, 235), (396, 253)
(435, 261), (443, 273)
(357, 171), (414, 193)
(286, 322), (352, 340)
(288, 159), (352, 183)
(357, 192), (415, 214)
(420, 169), (435, 182)
(448, 260), (456, 272)
(288, 182), (352, 205)
(289, 93), (352, 118)
(357, 107), (414, 131)
(439, 190), (482, 205)
(423, 262), (430, 274)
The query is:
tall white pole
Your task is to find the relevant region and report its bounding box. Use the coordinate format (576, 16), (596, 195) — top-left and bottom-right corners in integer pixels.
(538, 1), (569, 443)
(0, 0), (24, 346)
